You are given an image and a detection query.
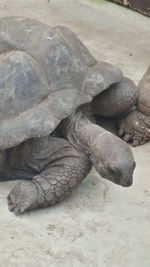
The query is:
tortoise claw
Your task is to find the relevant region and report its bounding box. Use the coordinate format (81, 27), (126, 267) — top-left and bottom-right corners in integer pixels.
(132, 139), (139, 147)
(123, 134), (131, 142)
(118, 129), (124, 136)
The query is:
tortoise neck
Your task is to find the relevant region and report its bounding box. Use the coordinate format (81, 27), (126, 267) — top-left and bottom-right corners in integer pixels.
(60, 109), (105, 155)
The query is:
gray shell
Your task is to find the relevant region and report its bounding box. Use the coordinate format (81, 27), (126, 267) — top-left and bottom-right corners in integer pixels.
(0, 17), (123, 150)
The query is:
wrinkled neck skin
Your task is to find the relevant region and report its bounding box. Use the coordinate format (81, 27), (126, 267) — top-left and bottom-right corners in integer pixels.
(69, 114), (106, 155)
(59, 105), (102, 155)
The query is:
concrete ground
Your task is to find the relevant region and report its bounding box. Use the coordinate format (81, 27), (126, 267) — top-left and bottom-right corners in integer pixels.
(0, 0), (150, 266)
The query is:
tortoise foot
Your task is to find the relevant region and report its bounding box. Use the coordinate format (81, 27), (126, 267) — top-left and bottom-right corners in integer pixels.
(118, 110), (150, 146)
(7, 181), (38, 215)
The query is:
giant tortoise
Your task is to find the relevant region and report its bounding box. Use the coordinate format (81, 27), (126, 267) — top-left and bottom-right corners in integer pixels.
(1, 17), (149, 215)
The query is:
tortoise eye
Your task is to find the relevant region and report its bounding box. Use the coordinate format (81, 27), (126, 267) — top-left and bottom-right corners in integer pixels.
(108, 165), (121, 179)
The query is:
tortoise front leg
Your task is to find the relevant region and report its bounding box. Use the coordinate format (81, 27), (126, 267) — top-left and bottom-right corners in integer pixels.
(7, 147), (91, 215)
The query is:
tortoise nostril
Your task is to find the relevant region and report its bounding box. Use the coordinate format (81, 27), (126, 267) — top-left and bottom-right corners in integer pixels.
(132, 161), (136, 170)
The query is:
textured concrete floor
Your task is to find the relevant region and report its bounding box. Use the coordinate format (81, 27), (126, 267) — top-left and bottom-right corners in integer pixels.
(0, 1), (150, 266)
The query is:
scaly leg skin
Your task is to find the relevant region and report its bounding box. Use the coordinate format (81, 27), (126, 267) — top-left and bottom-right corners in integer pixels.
(7, 142), (91, 215)
(118, 110), (150, 146)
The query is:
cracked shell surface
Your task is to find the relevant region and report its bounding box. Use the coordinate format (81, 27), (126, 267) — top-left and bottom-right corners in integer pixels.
(0, 16), (123, 149)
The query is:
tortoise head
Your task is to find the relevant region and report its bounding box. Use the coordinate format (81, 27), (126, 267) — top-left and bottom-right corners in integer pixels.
(90, 132), (136, 187)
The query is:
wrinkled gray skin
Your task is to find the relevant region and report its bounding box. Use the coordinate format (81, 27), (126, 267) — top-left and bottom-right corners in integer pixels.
(0, 16), (142, 215)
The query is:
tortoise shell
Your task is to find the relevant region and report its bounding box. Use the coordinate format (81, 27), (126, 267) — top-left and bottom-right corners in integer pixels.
(0, 17), (122, 149)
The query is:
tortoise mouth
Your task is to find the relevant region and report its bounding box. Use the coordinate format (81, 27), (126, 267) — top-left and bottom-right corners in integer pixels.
(113, 177), (133, 187)
(106, 163), (134, 187)
(94, 164), (133, 187)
